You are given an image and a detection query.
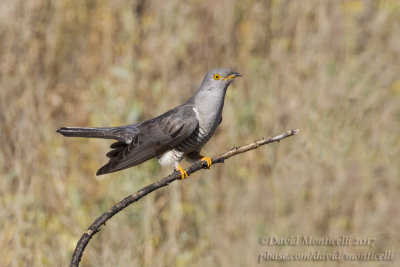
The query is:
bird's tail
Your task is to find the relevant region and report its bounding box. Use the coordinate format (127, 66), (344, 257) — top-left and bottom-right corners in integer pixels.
(56, 127), (118, 139)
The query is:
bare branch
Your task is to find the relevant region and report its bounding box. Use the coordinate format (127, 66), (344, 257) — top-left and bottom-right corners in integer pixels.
(69, 129), (299, 267)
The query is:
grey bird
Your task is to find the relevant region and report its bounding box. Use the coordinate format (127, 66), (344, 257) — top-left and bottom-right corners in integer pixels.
(57, 68), (242, 178)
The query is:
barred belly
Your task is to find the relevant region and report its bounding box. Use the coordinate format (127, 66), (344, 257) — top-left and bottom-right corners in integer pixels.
(158, 126), (211, 168)
(175, 126), (210, 153)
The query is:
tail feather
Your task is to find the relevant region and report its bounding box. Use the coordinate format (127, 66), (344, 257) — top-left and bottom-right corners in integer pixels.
(56, 127), (118, 139)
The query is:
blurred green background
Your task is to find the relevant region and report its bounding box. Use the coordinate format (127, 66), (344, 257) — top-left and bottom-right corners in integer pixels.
(1, 0), (400, 266)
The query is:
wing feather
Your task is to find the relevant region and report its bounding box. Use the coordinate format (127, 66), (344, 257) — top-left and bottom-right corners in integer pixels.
(96, 105), (198, 175)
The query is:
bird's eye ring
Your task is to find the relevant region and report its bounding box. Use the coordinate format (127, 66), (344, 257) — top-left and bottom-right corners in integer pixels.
(213, 74), (221, 80)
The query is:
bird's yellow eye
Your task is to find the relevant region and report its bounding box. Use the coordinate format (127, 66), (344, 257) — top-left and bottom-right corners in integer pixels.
(213, 74), (221, 80)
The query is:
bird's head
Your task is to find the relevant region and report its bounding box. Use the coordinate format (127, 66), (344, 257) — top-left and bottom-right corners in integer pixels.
(201, 68), (242, 91)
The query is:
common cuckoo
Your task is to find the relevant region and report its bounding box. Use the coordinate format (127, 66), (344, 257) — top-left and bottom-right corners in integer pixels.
(57, 68), (241, 178)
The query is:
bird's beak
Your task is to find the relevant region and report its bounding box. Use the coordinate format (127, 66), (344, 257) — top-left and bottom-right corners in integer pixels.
(223, 72), (242, 81)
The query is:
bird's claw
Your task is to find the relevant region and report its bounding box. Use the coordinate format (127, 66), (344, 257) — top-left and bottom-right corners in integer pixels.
(201, 157), (212, 169)
(177, 164), (188, 179)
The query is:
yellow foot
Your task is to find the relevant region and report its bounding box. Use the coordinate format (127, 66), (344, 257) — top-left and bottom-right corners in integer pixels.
(201, 157), (212, 169)
(176, 164), (188, 179)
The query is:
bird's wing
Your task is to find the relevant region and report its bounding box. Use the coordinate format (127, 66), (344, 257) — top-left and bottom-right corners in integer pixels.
(96, 105), (199, 175)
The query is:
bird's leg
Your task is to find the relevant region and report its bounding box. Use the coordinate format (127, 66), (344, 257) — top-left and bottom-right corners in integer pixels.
(176, 164), (188, 179)
(200, 156), (212, 169)
(186, 151), (213, 169)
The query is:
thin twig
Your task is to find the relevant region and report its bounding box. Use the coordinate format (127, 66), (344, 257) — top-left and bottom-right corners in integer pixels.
(70, 129), (299, 267)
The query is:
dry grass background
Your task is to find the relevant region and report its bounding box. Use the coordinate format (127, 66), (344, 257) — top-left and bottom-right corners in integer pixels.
(1, 0), (400, 266)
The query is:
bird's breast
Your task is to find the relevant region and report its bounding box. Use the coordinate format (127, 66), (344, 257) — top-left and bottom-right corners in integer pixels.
(192, 107), (221, 135)
(174, 125), (211, 153)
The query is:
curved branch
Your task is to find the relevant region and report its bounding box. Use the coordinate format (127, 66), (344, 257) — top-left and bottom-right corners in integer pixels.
(70, 129), (299, 267)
